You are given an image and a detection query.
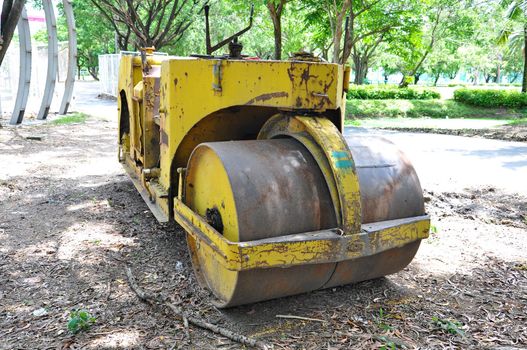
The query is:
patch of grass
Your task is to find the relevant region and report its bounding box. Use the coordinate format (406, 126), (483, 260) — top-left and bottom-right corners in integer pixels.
(454, 88), (527, 108)
(347, 85), (440, 100)
(346, 117), (513, 130)
(67, 309), (96, 334)
(378, 338), (398, 350)
(376, 335), (407, 349)
(51, 113), (89, 125)
(346, 99), (527, 120)
(345, 119), (361, 127)
(431, 316), (465, 337)
(376, 307), (394, 332)
(507, 118), (527, 126)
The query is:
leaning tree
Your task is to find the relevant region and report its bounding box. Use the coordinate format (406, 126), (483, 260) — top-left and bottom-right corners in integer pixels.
(1, 0), (26, 65)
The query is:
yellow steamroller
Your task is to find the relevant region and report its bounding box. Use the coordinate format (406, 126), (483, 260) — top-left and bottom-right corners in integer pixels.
(117, 7), (429, 307)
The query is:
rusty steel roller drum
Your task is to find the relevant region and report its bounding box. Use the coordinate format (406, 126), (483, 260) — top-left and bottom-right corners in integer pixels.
(184, 136), (425, 307)
(184, 139), (338, 307)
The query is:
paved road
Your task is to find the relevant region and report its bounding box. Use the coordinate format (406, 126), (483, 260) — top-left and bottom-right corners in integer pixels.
(344, 127), (527, 194)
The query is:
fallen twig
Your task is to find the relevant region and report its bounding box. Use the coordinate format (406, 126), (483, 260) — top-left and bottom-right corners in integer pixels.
(182, 315), (190, 343)
(26, 135), (43, 141)
(275, 314), (327, 323)
(125, 266), (270, 350)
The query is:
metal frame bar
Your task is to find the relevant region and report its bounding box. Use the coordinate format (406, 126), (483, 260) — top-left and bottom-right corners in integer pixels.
(58, 0), (77, 115)
(175, 198), (430, 271)
(10, 6), (32, 125)
(37, 0), (59, 120)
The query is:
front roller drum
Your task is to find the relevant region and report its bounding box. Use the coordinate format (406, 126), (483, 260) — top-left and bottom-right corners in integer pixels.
(183, 117), (426, 307)
(184, 139), (338, 307)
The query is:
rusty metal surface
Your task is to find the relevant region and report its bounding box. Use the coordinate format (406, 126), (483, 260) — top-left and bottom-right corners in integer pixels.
(185, 139), (338, 306)
(211, 139), (337, 240)
(348, 136), (425, 224)
(184, 136), (427, 306)
(323, 135), (425, 288)
(323, 241), (421, 289)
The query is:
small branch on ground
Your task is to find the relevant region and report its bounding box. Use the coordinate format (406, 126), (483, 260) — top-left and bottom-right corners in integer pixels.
(275, 314), (327, 323)
(125, 266), (271, 350)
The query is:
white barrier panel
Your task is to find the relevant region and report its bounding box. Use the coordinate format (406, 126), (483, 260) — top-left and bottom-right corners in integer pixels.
(98, 54), (120, 97)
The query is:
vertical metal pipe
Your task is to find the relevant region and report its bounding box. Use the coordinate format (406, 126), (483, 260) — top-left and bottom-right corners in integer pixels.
(58, 0), (77, 115)
(37, 0), (58, 120)
(10, 6), (32, 125)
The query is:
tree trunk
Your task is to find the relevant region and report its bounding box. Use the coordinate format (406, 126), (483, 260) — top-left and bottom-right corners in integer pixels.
(354, 67), (365, 85)
(332, 14), (344, 63)
(399, 6), (443, 88)
(353, 55), (361, 84)
(433, 74), (440, 86)
(361, 67), (368, 84)
(399, 50), (430, 88)
(322, 48), (329, 61)
(272, 20), (282, 60)
(0, 0), (25, 66)
(332, 1), (351, 63)
(267, 1), (286, 60)
(88, 67), (99, 81)
(522, 24), (527, 93)
(352, 54), (368, 85)
(269, 10), (282, 60)
(414, 73), (421, 85)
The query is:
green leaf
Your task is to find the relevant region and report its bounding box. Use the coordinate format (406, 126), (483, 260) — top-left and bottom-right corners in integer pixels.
(68, 318), (80, 333)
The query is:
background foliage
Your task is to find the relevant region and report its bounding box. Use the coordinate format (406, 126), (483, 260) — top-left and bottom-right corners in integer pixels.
(6, 0), (527, 88)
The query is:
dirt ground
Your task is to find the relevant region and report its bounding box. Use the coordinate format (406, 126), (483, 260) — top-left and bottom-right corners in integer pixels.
(379, 124), (527, 143)
(0, 113), (526, 350)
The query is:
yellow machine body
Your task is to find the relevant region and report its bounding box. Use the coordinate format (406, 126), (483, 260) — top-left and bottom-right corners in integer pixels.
(118, 51), (430, 307)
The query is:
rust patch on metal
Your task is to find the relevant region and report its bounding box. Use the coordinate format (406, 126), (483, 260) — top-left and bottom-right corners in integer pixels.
(300, 66), (318, 86)
(295, 96), (303, 107)
(323, 74), (335, 93)
(287, 66), (296, 82)
(314, 95), (332, 110)
(245, 92), (289, 105)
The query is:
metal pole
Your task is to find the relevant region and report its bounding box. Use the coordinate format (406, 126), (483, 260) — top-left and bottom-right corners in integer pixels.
(37, 0), (58, 120)
(59, 0), (77, 115)
(10, 6), (32, 125)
